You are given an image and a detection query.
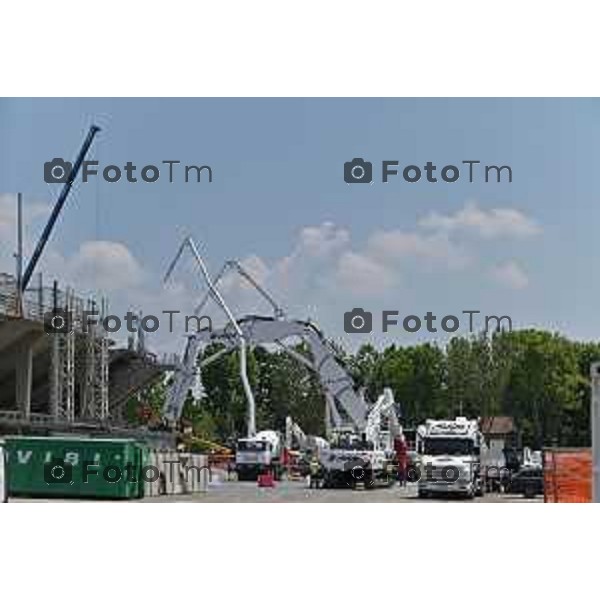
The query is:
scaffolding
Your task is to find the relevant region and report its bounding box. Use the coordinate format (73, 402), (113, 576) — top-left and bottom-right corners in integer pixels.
(49, 290), (76, 421)
(80, 299), (110, 421)
(47, 288), (110, 422)
(1, 271), (173, 429)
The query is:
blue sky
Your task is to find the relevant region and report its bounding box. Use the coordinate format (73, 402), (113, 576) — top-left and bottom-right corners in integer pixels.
(1, 98), (599, 352)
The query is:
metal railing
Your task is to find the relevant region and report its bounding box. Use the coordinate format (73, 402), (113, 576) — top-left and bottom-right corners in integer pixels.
(0, 272), (104, 335)
(0, 410), (57, 425)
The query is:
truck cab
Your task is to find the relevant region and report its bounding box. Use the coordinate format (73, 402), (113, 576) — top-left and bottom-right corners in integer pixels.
(417, 417), (486, 499)
(235, 430), (282, 481)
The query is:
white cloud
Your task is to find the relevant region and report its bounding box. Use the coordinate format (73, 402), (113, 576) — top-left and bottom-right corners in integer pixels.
(0, 193), (50, 273)
(489, 260), (529, 290)
(3, 198), (539, 352)
(220, 203), (538, 310)
(272, 222), (351, 303)
(62, 241), (145, 293)
(296, 221), (350, 258)
(366, 230), (471, 270)
(419, 202), (541, 239)
(0, 193), (49, 233)
(336, 251), (397, 295)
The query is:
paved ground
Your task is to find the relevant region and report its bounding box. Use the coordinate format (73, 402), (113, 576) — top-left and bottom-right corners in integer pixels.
(11, 477), (543, 502)
(141, 480), (542, 503)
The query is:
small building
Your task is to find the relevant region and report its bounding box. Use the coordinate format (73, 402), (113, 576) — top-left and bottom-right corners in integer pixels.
(481, 416), (518, 456)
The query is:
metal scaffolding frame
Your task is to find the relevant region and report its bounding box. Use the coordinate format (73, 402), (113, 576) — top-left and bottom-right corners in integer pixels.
(49, 310), (76, 421)
(80, 299), (110, 421)
(48, 289), (111, 422)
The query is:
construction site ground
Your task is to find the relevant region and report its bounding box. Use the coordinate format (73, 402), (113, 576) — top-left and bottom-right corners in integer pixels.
(12, 480), (543, 502)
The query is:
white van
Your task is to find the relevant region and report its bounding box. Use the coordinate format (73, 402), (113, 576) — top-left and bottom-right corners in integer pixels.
(0, 443), (7, 502)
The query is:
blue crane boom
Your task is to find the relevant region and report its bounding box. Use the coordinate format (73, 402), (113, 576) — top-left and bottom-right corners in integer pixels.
(20, 124), (101, 291)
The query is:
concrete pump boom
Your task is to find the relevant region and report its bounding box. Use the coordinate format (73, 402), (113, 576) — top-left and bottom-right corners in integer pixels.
(193, 259), (285, 320)
(164, 315), (370, 431)
(163, 255), (287, 433)
(163, 237), (257, 437)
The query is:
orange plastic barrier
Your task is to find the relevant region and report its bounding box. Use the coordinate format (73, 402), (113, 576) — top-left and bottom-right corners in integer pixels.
(543, 448), (592, 503)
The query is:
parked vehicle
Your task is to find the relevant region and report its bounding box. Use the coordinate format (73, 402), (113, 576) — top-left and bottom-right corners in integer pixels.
(235, 430), (283, 481)
(417, 417), (487, 499)
(507, 467), (544, 498)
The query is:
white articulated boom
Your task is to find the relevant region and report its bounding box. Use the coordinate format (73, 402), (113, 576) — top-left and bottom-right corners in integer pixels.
(161, 244), (401, 488)
(163, 239), (259, 436)
(285, 416), (329, 453)
(174, 315), (400, 489)
(163, 252), (285, 434)
(165, 315), (370, 432)
(364, 387), (401, 452)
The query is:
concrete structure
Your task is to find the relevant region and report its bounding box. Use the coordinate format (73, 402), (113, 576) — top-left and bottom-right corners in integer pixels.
(0, 273), (174, 437)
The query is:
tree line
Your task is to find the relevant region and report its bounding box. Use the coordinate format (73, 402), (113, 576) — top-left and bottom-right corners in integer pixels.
(130, 329), (600, 448)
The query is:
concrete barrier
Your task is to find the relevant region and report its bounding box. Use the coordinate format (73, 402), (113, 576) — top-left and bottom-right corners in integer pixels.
(145, 450), (209, 497)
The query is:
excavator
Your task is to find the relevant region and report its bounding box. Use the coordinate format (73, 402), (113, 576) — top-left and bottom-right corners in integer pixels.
(284, 416), (329, 478)
(285, 416), (329, 454)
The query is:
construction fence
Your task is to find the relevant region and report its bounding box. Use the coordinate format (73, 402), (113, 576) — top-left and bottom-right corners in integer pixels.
(543, 448), (592, 503)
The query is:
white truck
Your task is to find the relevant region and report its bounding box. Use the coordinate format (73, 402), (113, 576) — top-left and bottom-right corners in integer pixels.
(320, 431), (393, 488)
(320, 388), (400, 488)
(235, 429), (283, 481)
(417, 417), (486, 499)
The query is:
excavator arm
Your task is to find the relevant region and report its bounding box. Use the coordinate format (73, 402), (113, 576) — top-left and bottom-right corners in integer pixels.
(364, 387), (402, 451)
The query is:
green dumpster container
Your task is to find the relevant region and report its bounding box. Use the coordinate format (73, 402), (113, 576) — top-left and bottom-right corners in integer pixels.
(3, 436), (147, 499)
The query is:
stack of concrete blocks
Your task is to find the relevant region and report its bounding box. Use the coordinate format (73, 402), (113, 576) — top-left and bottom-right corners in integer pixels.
(144, 450), (209, 497)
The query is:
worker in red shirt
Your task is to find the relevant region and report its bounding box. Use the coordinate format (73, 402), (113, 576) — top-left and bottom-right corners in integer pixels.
(394, 435), (408, 487)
